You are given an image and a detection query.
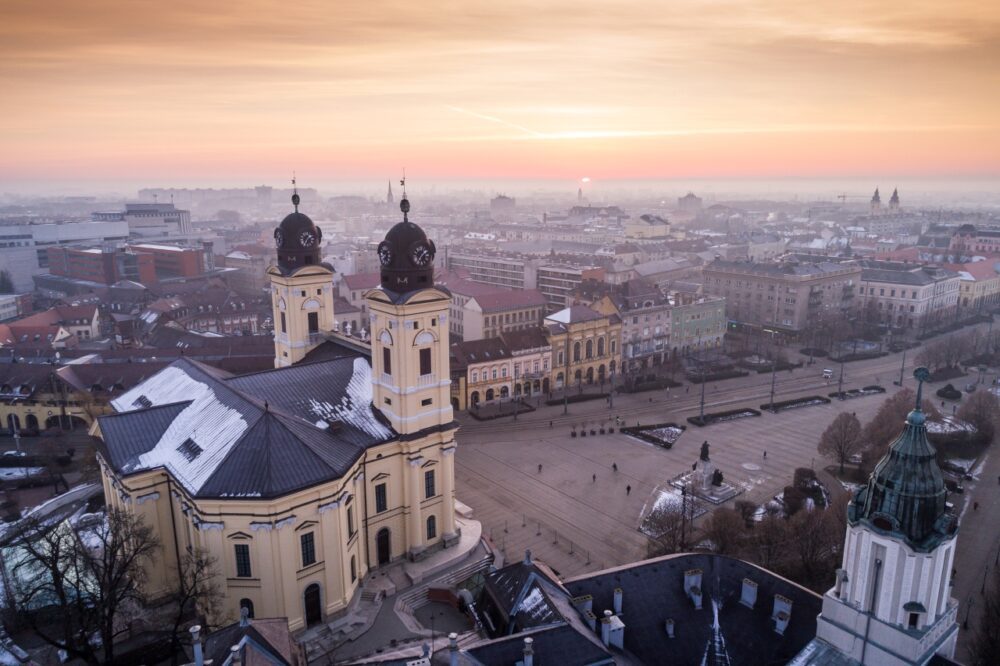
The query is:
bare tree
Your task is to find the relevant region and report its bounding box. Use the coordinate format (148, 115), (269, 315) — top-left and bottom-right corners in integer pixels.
(644, 502), (688, 557)
(700, 508), (746, 556)
(783, 502), (842, 591)
(819, 412), (864, 474)
(957, 390), (1000, 445)
(970, 570), (1000, 666)
(746, 513), (788, 570)
(862, 389), (941, 473)
(8, 508), (160, 664)
(167, 548), (228, 665)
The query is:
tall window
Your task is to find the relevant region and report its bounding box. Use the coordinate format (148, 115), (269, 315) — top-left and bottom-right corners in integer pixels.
(419, 348), (432, 375)
(347, 504), (355, 536)
(426, 515), (437, 540)
(350, 555), (357, 582)
(300, 532), (316, 567)
(234, 544), (252, 577)
(382, 347), (392, 375)
(307, 311), (319, 333)
(375, 483), (387, 513)
(424, 470), (436, 499)
(280, 312), (287, 333)
(240, 598), (255, 619)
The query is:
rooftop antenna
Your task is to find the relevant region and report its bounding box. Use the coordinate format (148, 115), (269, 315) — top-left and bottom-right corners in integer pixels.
(291, 172), (300, 212)
(400, 169), (410, 222)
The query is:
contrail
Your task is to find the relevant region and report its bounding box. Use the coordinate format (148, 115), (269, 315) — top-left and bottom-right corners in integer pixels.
(446, 106), (543, 138)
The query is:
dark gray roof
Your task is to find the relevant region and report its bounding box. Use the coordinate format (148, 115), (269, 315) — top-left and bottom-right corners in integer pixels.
(97, 356), (395, 499)
(563, 554), (822, 666)
(858, 261), (958, 286)
(464, 624), (611, 666)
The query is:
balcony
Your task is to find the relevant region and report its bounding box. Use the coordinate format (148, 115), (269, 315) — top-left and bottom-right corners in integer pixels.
(416, 373), (438, 387)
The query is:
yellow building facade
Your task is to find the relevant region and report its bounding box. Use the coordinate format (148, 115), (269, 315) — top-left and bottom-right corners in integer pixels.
(94, 194), (459, 631)
(544, 306), (622, 390)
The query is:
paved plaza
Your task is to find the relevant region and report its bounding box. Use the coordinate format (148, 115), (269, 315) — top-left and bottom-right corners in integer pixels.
(453, 344), (999, 658)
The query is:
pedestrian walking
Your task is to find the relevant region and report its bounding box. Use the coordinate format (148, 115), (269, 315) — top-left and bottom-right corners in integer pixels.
(686, 386), (689, 394)
(763, 450), (767, 459)
(613, 462), (618, 473)
(974, 502), (979, 511)
(549, 420), (553, 428)
(592, 473), (597, 483)
(626, 484), (632, 496)
(538, 463), (543, 474)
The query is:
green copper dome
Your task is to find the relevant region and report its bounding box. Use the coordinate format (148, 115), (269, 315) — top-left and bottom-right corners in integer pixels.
(848, 368), (956, 551)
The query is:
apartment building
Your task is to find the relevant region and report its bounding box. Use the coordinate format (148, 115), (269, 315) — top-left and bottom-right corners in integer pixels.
(702, 258), (861, 334)
(856, 260), (960, 332)
(445, 250), (535, 290)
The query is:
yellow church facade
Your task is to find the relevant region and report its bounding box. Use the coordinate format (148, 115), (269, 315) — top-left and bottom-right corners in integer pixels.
(94, 192), (459, 631)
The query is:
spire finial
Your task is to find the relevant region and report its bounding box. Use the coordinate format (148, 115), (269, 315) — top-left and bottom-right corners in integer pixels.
(913, 366), (931, 409)
(291, 172), (300, 212)
(399, 169), (410, 222)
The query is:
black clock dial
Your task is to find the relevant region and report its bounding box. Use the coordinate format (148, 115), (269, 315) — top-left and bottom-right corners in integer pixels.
(410, 242), (433, 267)
(299, 230), (316, 247)
(274, 229), (284, 248)
(377, 242), (393, 266)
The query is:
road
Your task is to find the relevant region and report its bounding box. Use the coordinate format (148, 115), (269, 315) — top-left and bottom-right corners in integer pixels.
(453, 334), (998, 658)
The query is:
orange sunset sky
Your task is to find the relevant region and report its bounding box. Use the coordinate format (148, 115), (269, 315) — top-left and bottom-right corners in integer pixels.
(2, 0), (999, 188)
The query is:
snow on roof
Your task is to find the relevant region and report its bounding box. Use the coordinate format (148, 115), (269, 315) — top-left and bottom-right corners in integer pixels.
(306, 358), (393, 440)
(111, 366), (250, 493)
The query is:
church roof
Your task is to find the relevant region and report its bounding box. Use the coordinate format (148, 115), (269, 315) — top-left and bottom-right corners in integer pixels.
(848, 369), (955, 551)
(98, 356), (394, 498)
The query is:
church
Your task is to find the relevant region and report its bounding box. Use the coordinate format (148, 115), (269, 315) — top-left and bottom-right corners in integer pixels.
(94, 190), (459, 631)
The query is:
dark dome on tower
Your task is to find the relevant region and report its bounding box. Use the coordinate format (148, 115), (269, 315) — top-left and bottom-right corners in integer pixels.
(377, 195), (436, 294)
(273, 191), (324, 274)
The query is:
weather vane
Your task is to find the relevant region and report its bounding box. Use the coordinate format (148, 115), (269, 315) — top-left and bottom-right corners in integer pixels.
(291, 172), (299, 212)
(399, 169), (410, 221)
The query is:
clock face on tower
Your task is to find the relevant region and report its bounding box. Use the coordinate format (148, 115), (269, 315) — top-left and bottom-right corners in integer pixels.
(299, 230), (317, 247)
(409, 241), (433, 267)
(274, 229), (284, 248)
(377, 241), (393, 266)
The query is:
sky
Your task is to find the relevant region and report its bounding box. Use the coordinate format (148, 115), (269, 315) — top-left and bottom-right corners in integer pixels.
(2, 0), (1000, 191)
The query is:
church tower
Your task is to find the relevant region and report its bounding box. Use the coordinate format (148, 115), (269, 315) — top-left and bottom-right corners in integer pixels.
(889, 188), (900, 212)
(267, 183), (336, 367)
(365, 188), (453, 435)
(386, 180), (394, 205)
(815, 368), (959, 665)
(870, 187), (882, 215)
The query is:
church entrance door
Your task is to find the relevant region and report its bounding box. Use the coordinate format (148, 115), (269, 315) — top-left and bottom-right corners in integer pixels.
(376, 528), (391, 566)
(304, 584), (322, 626)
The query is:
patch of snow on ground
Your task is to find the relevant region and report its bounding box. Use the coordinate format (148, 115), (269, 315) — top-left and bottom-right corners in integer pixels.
(741, 463), (761, 471)
(0, 467), (43, 480)
(646, 426), (684, 444)
(948, 458), (976, 474)
(926, 417), (976, 434)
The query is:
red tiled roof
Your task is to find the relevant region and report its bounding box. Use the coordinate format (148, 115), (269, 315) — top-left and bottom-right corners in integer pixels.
(342, 273), (380, 290)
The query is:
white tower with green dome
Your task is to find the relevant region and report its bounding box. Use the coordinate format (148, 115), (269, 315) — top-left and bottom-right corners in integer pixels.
(810, 368), (959, 665)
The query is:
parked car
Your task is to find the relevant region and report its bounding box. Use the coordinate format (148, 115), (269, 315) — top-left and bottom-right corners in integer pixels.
(2, 451), (26, 458)
(964, 383), (977, 393)
(822, 368), (834, 379)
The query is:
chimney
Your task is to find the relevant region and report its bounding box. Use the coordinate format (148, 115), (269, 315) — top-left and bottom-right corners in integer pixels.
(523, 549), (532, 566)
(230, 645), (241, 666)
(600, 610), (612, 646)
(613, 587), (623, 615)
(239, 605), (250, 627)
(772, 594), (793, 635)
(449, 632), (459, 666)
(190, 625), (204, 666)
(665, 618), (675, 638)
(523, 637), (534, 666)
(740, 578), (758, 609)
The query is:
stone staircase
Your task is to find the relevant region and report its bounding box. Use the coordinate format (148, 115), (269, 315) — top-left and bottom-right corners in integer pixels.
(395, 549), (495, 628)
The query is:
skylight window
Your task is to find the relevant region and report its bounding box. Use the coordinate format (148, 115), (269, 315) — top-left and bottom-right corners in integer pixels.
(132, 395), (152, 409)
(177, 439), (203, 462)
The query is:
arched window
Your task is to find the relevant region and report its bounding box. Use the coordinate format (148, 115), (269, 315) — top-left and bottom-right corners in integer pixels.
(500, 386), (509, 398)
(597, 338), (605, 356)
(472, 371), (478, 382)
(240, 598), (255, 619)
(350, 555), (357, 582)
(426, 515), (437, 540)
(585, 340), (594, 359)
(573, 342), (581, 362)
(501, 367), (507, 378)
(492, 368), (498, 380)
(486, 388), (495, 401)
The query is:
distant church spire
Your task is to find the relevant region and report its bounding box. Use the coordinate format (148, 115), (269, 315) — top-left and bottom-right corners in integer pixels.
(870, 187), (881, 215)
(387, 180), (394, 205)
(889, 187), (900, 211)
